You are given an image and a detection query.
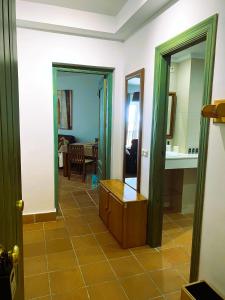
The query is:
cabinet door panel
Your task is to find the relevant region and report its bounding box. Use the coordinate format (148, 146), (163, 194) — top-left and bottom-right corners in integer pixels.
(108, 194), (123, 243)
(99, 185), (109, 225)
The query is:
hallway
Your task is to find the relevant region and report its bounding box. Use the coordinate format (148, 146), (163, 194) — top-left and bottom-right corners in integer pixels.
(23, 174), (192, 300)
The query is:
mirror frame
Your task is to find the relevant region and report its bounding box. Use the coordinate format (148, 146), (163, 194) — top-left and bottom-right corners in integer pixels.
(123, 68), (145, 192)
(166, 92), (177, 139)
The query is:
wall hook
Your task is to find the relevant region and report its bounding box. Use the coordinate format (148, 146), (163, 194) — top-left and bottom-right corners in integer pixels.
(201, 100), (225, 123)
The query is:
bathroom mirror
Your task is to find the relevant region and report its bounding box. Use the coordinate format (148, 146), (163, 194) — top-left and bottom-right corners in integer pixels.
(166, 92), (176, 138)
(123, 69), (144, 192)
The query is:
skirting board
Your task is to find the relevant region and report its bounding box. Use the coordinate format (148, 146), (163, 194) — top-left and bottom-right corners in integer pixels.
(23, 212), (56, 224)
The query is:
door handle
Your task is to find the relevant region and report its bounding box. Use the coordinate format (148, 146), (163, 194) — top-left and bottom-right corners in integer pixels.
(0, 245), (19, 299)
(0, 244), (20, 266)
(16, 200), (24, 213)
(0, 245), (5, 257)
(8, 245), (20, 265)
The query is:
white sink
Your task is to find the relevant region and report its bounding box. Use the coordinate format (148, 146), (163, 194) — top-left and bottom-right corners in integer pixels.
(165, 151), (198, 169)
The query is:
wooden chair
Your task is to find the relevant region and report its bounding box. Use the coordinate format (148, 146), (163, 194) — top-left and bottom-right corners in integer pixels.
(92, 144), (98, 174)
(68, 145), (94, 181)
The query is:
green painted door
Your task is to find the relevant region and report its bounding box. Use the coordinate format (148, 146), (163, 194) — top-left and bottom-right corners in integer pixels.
(98, 77), (107, 179)
(0, 0), (24, 299)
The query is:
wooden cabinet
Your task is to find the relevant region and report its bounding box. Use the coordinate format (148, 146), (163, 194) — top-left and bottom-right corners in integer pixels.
(99, 184), (109, 224)
(99, 179), (147, 248)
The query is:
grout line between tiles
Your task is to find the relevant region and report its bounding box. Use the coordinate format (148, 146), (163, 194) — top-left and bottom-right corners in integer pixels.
(90, 227), (130, 300)
(131, 251), (162, 296)
(86, 189), (97, 203)
(62, 195), (91, 299)
(163, 290), (181, 299)
(83, 192), (130, 298)
(27, 294), (52, 300)
(129, 249), (164, 297)
(174, 267), (189, 284)
(42, 222), (53, 300)
(84, 190), (130, 299)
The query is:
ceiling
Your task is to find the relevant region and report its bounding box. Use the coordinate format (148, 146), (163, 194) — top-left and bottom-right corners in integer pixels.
(16, 0), (178, 41)
(22, 0), (128, 16)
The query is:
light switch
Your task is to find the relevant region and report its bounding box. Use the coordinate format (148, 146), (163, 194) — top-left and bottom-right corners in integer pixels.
(141, 149), (148, 157)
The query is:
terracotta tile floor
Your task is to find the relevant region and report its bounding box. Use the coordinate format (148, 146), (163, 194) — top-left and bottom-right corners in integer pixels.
(23, 173), (193, 300)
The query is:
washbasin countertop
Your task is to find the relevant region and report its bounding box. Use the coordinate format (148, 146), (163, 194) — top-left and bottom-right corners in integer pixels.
(166, 151), (198, 159)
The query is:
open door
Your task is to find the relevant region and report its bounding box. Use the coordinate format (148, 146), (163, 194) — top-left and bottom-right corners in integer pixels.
(0, 0), (24, 299)
(98, 77), (107, 179)
(98, 73), (112, 180)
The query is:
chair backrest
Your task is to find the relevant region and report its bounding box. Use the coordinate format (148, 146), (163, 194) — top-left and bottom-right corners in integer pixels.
(68, 145), (85, 164)
(92, 145), (98, 160)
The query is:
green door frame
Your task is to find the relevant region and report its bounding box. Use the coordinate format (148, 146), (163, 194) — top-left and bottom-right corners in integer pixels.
(52, 64), (113, 210)
(148, 15), (218, 282)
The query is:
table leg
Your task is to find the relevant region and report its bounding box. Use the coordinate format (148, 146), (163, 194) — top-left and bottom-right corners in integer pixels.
(63, 152), (68, 177)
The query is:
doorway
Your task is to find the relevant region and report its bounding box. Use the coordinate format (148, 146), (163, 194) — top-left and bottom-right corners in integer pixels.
(52, 64), (113, 211)
(147, 15), (218, 282)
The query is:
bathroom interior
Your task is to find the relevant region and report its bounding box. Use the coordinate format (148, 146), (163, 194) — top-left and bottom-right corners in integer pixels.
(163, 41), (206, 230)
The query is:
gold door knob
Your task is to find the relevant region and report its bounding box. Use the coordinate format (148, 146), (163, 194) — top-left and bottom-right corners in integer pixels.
(0, 245), (6, 256)
(16, 200), (24, 212)
(8, 245), (20, 265)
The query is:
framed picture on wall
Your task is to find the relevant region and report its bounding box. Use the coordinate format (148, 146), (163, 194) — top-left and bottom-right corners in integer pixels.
(57, 90), (73, 130)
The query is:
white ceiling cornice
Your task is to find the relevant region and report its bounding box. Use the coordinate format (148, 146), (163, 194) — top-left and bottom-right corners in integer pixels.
(21, 0), (128, 16)
(16, 0), (179, 42)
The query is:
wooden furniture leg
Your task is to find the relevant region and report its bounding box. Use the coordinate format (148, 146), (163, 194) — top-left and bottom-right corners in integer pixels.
(63, 152), (68, 177)
(82, 163), (86, 182)
(68, 159), (71, 180)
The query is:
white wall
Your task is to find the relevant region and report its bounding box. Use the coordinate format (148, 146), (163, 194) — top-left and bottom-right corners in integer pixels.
(123, 0), (225, 295)
(187, 58), (205, 149)
(171, 59), (191, 153)
(182, 169), (197, 214)
(169, 58), (204, 153)
(17, 28), (124, 215)
(57, 72), (102, 142)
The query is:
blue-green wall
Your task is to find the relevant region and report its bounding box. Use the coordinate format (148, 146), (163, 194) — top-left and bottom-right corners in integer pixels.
(57, 72), (103, 142)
